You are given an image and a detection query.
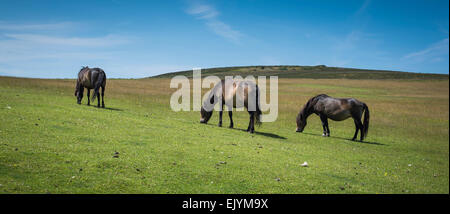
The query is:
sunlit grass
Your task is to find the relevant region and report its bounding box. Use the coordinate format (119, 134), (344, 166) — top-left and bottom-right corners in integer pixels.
(0, 76), (448, 193)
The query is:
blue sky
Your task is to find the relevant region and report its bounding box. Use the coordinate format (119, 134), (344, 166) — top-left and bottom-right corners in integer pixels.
(0, 0), (448, 78)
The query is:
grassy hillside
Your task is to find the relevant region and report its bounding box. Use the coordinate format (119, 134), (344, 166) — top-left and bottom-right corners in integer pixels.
(0, 76), (448, 193)
(153, 65), (449, 79)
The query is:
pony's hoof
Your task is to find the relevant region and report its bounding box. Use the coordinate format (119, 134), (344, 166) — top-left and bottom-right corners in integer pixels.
(322, 133), (327, 137)
(102, 105), (105, 108)
(87, 103), (90, 106)
(218, 123), (222, 127)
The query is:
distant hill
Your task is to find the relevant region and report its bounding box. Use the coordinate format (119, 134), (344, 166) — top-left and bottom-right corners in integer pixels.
(151, 65), (448, 79)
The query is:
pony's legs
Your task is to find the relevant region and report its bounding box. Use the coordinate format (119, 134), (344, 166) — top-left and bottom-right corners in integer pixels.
(87, 89), (90, 106)
(218, 104), (223, 127)
(247, 113), (251, 132)
(247, 112), (255, 133)
(320, 114), (330, 137)
(77, 87), (84, 104)
(251, 112), (255, 133)
(359, 120), (365, 141)
(97, 91), (101, 107)
(352, 118), (364, 141)
(352, 120), (359, 141)
(101, 86), (105, 108)
(228, 110), (234, 128)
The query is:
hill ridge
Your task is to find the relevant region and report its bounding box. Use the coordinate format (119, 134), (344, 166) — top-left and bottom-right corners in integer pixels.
(151, 65), (448, 80)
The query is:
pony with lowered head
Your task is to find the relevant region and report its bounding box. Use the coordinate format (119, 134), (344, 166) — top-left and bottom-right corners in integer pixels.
(74, 66), (107, 108)
(200, 79), (262, 133)
(296, 94), (370, 141)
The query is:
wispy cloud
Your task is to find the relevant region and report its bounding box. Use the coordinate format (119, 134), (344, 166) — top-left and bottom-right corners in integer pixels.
(186, 4), (219, 19)
(0, 21), (74, 31)
(402, 38), (449, 62)
(4, 33), (131, 47)
(205, 20), (242, 42)
(0, 20), (138, 78)
(355, 0), (371, 17)
(186, 3), (242, 43)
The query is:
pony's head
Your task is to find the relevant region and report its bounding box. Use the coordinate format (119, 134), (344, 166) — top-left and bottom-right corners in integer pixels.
(75, 66), (90, 103)
(296, 98), (315, 132)
(74, 81), (80, 97)
(74, 83), (83, 104)
(200, 106), (213, 124)
(200, 91), (219, 124)
(296, 111), (307, 132)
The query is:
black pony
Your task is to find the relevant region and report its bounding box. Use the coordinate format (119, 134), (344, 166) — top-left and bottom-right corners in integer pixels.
(74, 66), (107, 108)
(296, 94), (370, 141)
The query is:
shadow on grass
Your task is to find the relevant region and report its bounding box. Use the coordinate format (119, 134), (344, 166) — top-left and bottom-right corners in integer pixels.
(301, 132), (385, 146)
(202, 123), (287, 140)
(103, 107), (123, 111)
(83, 104), (123, 111)
(235, 128), (287, 140)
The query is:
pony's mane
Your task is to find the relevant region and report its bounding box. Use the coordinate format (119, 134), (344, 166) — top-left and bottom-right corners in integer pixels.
(298, 94), (329, 120)
(201, 80), (224, 112)
(307, 94), (329, 105)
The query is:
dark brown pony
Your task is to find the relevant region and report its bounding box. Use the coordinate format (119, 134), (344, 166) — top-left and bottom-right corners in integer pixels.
(296, 94), (370, 141)
(200, 79), (262, 133)
(74, 66), (106, 108)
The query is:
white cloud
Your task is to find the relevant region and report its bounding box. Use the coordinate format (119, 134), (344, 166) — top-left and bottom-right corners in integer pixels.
(402, 38), (449, 62)
(0, 21), (137, 78)
(186, 4), (242, 43)
(186, 4), (219, 19)
(3, 33), (130, 47)
(205, 20), (242, 42)
(0, 21), (74, 31)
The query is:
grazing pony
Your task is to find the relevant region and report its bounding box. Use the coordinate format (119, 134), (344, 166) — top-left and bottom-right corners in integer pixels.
(200, 79), (262, 133)
(74, 66), (107, 108)
(296, 94), (370, 141)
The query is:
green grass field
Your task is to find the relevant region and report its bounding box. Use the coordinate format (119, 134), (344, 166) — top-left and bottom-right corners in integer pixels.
(0, 72), (448, 193)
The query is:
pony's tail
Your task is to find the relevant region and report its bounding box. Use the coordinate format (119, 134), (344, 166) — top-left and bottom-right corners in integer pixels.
(363, 103), (370, 139)
(254, 86), (262, 126)
(91, 71), (105, 100)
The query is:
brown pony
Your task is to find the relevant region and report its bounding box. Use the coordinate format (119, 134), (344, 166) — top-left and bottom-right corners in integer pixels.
(74, 66), (107, 108)
(200, 79), (262, 133)
(296, 94), (370, 141)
